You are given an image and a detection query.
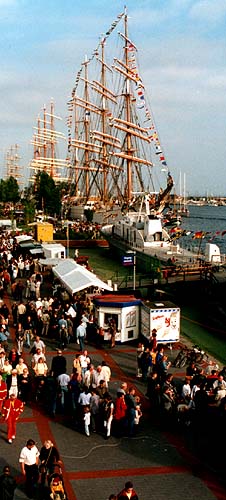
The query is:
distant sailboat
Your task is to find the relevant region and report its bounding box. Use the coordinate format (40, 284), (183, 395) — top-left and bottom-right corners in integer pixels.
(178, 171), (189, 217)
(5, 144), (23, 186)
(29, 100), (69, 184)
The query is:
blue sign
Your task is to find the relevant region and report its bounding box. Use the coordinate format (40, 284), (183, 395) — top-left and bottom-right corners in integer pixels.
(122, 255), (134, 266)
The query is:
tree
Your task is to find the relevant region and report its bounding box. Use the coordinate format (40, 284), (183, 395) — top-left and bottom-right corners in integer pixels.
(0, 177), (20, 203)
(34, 172), (61, 216)
(4, 177), (20, 203)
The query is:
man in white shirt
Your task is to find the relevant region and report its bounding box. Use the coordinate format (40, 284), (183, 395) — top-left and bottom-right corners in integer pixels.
(76, 320), (86, 352)
(32, 336), (46, 354)
(19, 439), (39, 498)
(100, 361), (111, 386)
(79, 350), (91, 379)
(57, 372), (70, 411)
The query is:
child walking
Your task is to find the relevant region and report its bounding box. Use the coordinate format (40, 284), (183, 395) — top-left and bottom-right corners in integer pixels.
(83, 405), (91, 436)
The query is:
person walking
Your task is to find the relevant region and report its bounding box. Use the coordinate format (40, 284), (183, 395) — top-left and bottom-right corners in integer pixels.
(15, 323), (25, 356)
(18, 367), (32, 405)
(6, 369), (20, 398)
(2, 393), (24, 443)
(39, 439), (60, 486)
(117, 481), (139, 500)
(19, 439), (40, 499)
(0, 373), (7, 413)
(109, 319), (116, 348)
(76, 319), (86, 352)
(51, 349), (67, 378)
(57, 372), (70, 412)
(103, 392), (114, 439)
(125, 387), (137, 437)
(0, 465), (17, 500)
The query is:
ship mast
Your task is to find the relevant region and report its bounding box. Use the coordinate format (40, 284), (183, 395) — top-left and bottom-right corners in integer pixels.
(67, 8), (172, 211)
(5, 144), (23, 186)
(30, 100), (68, 184)
(84, 57), (90, 198)
(124, 9), (132, 203)
(101, 39), (107, 204)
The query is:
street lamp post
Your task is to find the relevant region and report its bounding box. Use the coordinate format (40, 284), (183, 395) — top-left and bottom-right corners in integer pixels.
(66, 222), (70, 258)
(125, 250), (136, 290)
(133, 252), (136, 290)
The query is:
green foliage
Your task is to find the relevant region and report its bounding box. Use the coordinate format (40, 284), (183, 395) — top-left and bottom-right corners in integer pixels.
(34, 172), (61, 216)
(84, 208), (94, 222)
(0, 177), (20, 203)
(23, 199), (36, 224)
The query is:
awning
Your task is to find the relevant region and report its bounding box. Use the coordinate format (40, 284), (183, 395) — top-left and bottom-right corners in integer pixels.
(39, 258), (64, 267)
(29, 248), (44, 255)
(52, 258), (113, 295)
(15, 235), (33, 243)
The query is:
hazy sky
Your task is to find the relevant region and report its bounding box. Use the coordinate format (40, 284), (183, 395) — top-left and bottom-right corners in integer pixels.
(0, 0), (225, 196)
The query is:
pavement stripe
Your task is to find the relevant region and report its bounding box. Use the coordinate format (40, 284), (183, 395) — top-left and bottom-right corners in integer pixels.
(67, 465), (189, 480)
(32, 407), (78, 500)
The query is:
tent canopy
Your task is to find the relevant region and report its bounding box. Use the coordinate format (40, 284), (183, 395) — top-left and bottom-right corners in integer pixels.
(52, 258), (113, 295)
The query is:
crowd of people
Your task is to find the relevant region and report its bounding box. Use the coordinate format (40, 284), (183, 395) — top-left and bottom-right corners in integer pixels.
(1, 229), (225, 499)
(0, 230), (142, 498)
(136, 331), (226, 429)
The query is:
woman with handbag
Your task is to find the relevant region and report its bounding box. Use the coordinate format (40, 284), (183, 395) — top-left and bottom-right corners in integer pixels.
(15, 323), (25, 356)
(39, 440), (60, 486)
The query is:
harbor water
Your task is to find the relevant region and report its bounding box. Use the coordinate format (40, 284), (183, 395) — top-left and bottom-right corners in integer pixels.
(180, 204), (226, 255)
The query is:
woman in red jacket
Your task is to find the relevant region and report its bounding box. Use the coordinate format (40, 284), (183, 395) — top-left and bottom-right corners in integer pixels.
(113, 390), (127, 437)
(2, 393), (24, 443)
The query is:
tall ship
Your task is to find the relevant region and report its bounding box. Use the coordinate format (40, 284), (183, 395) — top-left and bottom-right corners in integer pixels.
(4, 144), (23, 187)
(29, 100), (69, 185)
(66, 7), (222, 272)
(65, 7), (172, 223)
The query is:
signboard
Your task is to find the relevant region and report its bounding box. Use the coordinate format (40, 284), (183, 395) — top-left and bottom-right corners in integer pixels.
(140, 302), (180, 344)
(122, 255), (134, 266)
(150, 307), (180, 343)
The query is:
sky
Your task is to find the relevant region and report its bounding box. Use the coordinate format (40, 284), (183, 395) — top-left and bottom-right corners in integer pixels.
(0, 0), (226, 196)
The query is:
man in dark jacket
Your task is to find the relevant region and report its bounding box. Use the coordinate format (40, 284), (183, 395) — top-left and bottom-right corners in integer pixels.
(117, 481), (139, 500)
(0, 465), (17, 500)
(51, 350), (67, 378)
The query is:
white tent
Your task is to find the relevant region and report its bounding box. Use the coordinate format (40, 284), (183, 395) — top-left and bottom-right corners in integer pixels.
(52, 258), (113, 295)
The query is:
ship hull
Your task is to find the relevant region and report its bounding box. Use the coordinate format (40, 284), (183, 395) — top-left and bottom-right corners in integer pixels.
(105, 234), (163, 276)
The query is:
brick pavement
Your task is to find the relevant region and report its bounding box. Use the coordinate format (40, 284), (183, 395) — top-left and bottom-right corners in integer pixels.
(1, 294), (226, 499)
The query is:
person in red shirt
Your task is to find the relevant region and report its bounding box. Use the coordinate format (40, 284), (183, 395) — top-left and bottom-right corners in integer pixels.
(149, 329), (157, 351)
(0, 374), (7, 412)
(113, 390), (127, 437)
(2, 393), (24, 443)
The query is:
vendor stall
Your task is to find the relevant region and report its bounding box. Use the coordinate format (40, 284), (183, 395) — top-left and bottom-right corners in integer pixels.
(140, 300), (180, 344)
(93, 294), (141, 343)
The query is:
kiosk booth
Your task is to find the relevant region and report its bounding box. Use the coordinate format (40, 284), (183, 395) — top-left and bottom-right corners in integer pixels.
(140, 300), (180, 344)
(93, 294), (141, 343)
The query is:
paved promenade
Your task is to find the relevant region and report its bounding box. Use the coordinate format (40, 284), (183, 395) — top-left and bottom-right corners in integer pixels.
(1, 329), (226, 500)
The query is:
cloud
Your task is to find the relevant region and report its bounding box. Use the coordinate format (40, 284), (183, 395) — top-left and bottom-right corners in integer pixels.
(0, 0), (16, 5)
(190, 0), (226, 23)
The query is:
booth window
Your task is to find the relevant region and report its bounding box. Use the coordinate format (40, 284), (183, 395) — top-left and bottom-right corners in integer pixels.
(104, 313), (118, 329)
